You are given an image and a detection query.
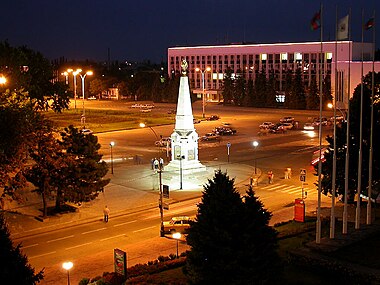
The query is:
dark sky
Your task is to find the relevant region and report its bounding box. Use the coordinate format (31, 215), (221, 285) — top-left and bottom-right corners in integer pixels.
(1, 1), (379, 63)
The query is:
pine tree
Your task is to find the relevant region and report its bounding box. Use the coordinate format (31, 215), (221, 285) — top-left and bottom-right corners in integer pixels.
(265, 70), (277, 107)
(306, 75), (320, 110)
(0, 214), (44, 284)
(255, 68), (267, 107)
(284, 69), (293, 109)
(185, 171), (282, 284)
(222, 67), (234, 105)
(293, 68), (306, 109)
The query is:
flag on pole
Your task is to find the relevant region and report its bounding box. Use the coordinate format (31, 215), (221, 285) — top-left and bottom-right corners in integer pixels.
(311, 11), (321, 30)
(338, 15), (349, 40)
(365, 18), (374, 30)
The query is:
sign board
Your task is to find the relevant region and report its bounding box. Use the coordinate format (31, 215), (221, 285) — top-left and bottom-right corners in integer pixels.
(114, 248), (127, 277)
(294, 198), (305, 222)
(300, 175), (306, 182)
(163, 185), (169, 198)
(227, 142), (231, 148)
(300, 169), (306, 175)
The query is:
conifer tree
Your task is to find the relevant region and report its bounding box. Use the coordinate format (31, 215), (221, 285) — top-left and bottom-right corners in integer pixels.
(0, 214), (44, 284)
(185, 171), (282, 284)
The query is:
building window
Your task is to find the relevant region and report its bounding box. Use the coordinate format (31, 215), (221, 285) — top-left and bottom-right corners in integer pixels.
(261, 53), (267, 61)
(295, 52), (302, 61)
(281, 53), (288, 61)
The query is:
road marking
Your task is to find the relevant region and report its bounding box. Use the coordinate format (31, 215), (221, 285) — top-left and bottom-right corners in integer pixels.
(81, 228), (107, 235)
(46, 235), (74, 243)
(100, 234), (125, 241)
(29, 251), (56, 259)
(113, 220), (137, 227)
(133, 226), (156, 233)
(65, 242), (93, 250)
(22, 243), (39, 249)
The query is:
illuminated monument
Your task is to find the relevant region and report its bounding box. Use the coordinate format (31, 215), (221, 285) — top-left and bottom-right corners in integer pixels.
(165, 59), (206, 174)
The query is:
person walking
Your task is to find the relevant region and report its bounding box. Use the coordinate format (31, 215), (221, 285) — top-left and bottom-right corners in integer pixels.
(153, 158), (159, 173)
(103, 205), (110, 222)
(268, 171), (274, 184)
(159, 157), (164, 170)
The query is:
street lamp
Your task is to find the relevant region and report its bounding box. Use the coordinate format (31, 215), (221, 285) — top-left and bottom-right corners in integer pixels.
(110, 141), (115, 174)
(70, 69), (81, 110)
(79, 71), (93, 126)
(0, 75), (7, 85)
(62, 261), (73, 285)
(327, 103), (346, 120)
(252, 141), (259, 174)
(139, 123), (161, 156)
(172, 232), (181, 258)
(195, 67), (211, 118)
(177, 154), (185, 190)
(61, 71), (69, 85)
(140, 123), (165, 236)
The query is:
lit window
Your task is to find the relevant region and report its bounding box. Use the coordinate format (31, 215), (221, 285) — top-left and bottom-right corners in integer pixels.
(281, 53), (288, 61)
(261, 54), (267, 61)
(276, 94), (285, 103)
(326, 52), (333, 60)
(295, 52), (302, 61)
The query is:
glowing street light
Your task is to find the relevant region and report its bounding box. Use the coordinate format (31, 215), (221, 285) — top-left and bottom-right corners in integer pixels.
(71, 69), (81, 110)
(110, 141), (115, 174)
(172, 232), (182, 258)
(195, 67), (211, 118)
(79, 71), (93, 126)
(252, 141), (259, 174)
(0, 75), (7, 85)
(62, 261), (73, 285)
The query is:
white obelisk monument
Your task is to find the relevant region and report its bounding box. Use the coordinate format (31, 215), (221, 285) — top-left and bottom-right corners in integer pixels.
(166, 59), (206, 173)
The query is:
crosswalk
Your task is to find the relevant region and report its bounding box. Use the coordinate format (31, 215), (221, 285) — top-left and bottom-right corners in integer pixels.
(258, 182), (315, 196)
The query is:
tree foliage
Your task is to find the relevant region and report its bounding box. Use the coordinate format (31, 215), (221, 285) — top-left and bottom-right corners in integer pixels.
(317, 72), (380, 200)
(185, 170), (281, 284)
(0, 41), (69, 112)
(0, 214), (44, 284)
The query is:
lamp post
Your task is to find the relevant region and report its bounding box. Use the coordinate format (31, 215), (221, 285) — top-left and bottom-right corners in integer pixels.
(252, 141), (259, 174)
(139, 123), (161, 156)
(110, 141), (115, 174)
(70, 69), (81, 110)
(177, 154), (185, 190)
(61, 71), (69, 85)
(195, 67), (211, 118)
(79, 71), (93, 126)
(172, 232), (181, 258)
(140, 123), (165, 236)
(62, 261), (73, 285)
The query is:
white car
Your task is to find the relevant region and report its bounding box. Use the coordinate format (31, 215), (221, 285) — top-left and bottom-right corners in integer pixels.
(280, 123), (293, 130)
(259, 122), (274, 129)
(303, 123), (315, 130)
(163, 216), (192, 234)
(81, 128), (93, 135)
(280, 116), (295, 123)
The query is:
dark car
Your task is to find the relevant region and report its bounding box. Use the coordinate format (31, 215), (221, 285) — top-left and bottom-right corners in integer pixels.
(207, 115), (220, 121)
(213, 127), (237, 136)
(269, 123), (286, 134)
(201, 133), (221, 142)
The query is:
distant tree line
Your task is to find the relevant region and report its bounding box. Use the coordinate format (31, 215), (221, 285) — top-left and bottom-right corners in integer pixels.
(222, 67), (332, 109)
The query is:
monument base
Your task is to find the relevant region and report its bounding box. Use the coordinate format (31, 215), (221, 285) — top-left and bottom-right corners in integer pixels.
(165, 160), (207, 174)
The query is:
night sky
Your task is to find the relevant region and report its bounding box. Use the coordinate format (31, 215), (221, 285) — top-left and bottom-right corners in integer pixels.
(1, 1), (379, 63)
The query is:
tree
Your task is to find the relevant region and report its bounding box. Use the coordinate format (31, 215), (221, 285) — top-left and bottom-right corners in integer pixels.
(0, 41), (69, 112)
(306, 75), (320, 110)
(58, 125), (110, 209)
(266, 70), (277, 107)
(185, 170), (281, 284)
(243, 78), (255, 107)
(322, 73), (332, 109)
(0, 213), (44, 284)
(292, 68), (306, 109)
(0, 89), (40, 202)
(284, 69), (294, 109)
(254, 68), (267, 107)
(233, 70), (246, 106)
(317, 72), (380, 201)
(222, 67), (234, 105)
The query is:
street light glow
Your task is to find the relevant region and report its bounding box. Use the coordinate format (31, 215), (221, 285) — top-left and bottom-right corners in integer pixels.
(172, 232), (181, 240)
(139, 122), (146, 128)
(253, 141), (259, 147)
(110, 141), (115, 147)
(0, 75), (6, 85)
(62, 261), (73, 270)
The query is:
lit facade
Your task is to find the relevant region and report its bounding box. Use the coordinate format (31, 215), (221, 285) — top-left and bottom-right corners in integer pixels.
(168, 41), (380, 108)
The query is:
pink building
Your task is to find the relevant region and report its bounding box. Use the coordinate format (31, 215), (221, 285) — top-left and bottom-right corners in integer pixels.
(168, 41), (380, 108)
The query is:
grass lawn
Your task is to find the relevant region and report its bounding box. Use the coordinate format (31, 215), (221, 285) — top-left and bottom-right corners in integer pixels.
(45, 108), (176, 132)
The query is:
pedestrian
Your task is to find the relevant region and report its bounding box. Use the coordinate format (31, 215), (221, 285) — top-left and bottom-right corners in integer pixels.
(159, 157), (164, 170)
(284, 169), (289, 179)
(287, 168), (292, 179)
(271, 172), (274, 184)
(103, 205), (110, 222)
(268, 171), (273, 184)
(151, 158), (154, 170)
(154, 158), (159, 173)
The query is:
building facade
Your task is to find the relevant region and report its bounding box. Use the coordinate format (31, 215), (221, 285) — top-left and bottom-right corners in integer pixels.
(168, 41), (380, 108)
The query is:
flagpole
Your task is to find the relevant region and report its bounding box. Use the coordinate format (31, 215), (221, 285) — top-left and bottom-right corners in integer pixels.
(355, 8), (364, 230)
(367, 10), (375, 225)
(316, 2), (323, 244)
(330, 5), (338, 239)
(343, 8), (351, 235)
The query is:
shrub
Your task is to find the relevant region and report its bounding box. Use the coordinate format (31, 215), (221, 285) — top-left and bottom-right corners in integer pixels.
(79, 278), (90, 285)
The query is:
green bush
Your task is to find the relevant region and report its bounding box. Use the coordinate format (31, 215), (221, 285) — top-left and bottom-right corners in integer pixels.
(79, 278), (90, 285)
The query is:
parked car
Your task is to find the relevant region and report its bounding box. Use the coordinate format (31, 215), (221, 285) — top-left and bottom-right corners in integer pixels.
(201, 133), (221, 142)
(87, 96), (97, 100)
(269, 123), (286, 133)
(280, 116), (295, 123)
(213, 127), (236, 135)
(207, 115), (220, 121)
(280, 122), (294, 130)
(312, 117), (328, 126)
(163, 216), (192, 234)
(259, 122), (275, 129)
(193, 118), (201, 124)
(131, 103), (142, 108)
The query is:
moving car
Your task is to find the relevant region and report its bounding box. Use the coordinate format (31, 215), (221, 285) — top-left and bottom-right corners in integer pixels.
(201, 133), (221, 142)
(280, 116), (295, 123)
(303, 123), (315, 130)
(207, 115), (220, 121)
(81, 128), (93, 135)
(280, 122), (294, 130)
(163, 216), (192, 234)
(213, 126), (236, 135)
(312, 117), (328, 126)
(259, 122), (275, 129)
